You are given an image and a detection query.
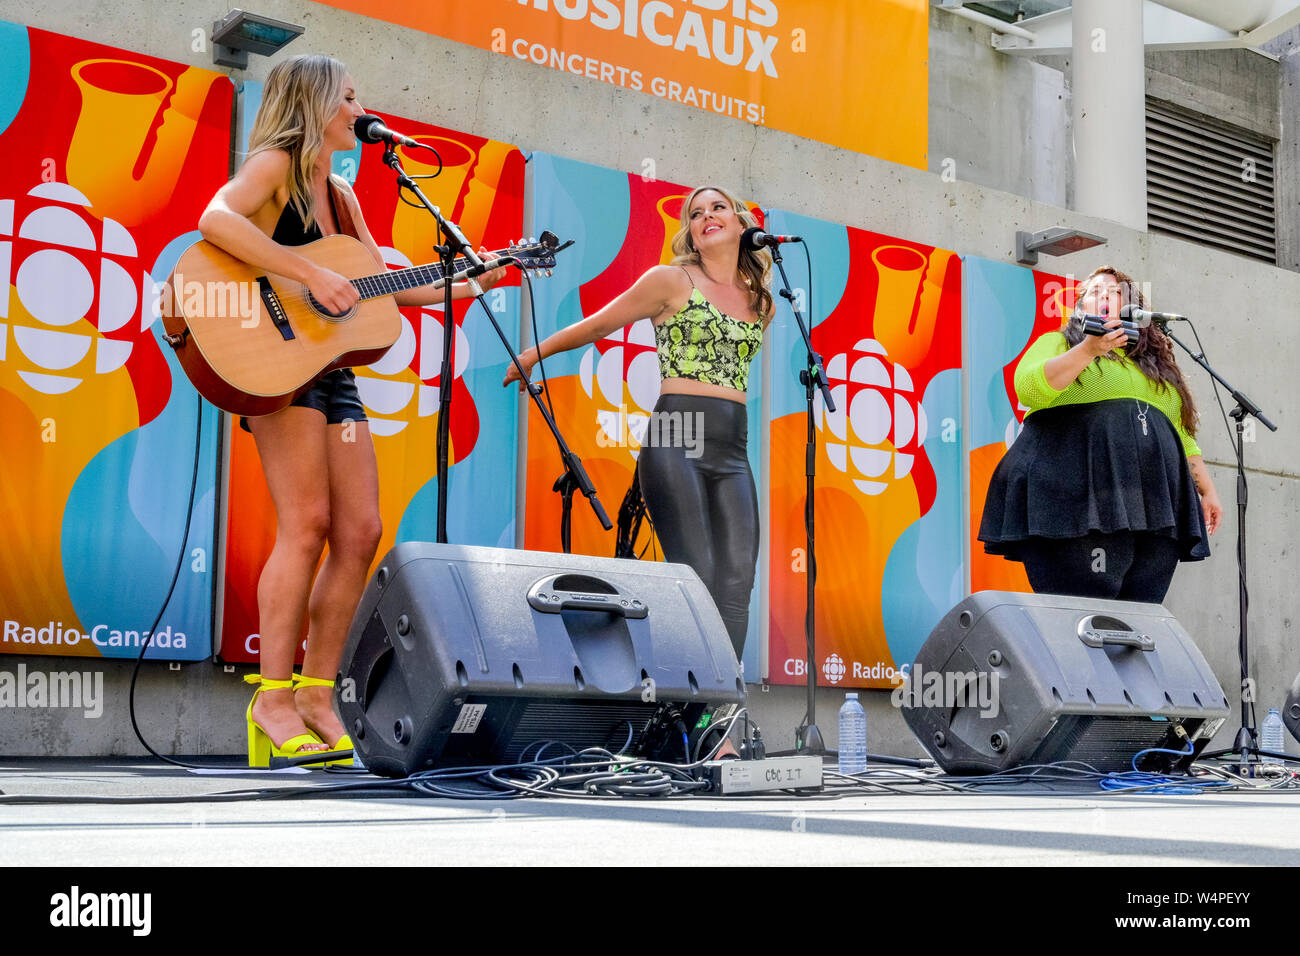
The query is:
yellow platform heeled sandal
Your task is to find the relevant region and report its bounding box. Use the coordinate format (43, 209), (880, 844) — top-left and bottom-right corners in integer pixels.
(244, 674), (329, 768)
(292, 674), (355, 767)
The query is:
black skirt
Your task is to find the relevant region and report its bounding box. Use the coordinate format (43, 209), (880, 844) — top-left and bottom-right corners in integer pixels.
(979, 399), (1209, 562)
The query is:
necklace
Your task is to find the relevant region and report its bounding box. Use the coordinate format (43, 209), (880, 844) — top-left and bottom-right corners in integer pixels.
(1136, 400), (1150, 436)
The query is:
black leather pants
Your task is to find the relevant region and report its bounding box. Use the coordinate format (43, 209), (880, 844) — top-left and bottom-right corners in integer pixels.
(637, 394), (759, 657)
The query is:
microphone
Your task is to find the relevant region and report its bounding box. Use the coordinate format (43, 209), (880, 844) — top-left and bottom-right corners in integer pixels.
(353, 114), (421, 149)
(1120, 304), (1188, 325)
(1078, 312), (1140, 346)
(740, 227), (802, 250)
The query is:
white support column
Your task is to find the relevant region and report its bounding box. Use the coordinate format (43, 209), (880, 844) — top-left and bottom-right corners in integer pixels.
(1072, 0), (1147, 230)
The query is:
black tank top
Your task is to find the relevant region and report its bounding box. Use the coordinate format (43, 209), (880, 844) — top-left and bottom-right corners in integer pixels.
(271, 183), (340, 246)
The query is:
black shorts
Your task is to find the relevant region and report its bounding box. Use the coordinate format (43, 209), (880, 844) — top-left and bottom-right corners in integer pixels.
(239, 368), (368, 432)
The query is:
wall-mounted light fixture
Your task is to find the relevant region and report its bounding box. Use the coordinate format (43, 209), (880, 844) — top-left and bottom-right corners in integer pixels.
(1015, 227), (1107, 266)
(211, 9), (305, 70)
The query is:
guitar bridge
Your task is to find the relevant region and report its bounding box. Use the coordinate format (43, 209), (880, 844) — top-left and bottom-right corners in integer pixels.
(258, 275), (295, 341)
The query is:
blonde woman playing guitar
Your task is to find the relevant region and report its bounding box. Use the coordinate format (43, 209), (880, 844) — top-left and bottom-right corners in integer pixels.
(197, 54), (504, 765)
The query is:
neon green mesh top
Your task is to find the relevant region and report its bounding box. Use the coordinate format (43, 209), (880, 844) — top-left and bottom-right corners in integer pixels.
(655, 287), (764, 391)
(1015, 331), (1201, 457)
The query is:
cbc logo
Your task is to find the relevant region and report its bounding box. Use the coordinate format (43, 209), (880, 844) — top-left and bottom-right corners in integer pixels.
(351, 246), (471, 438)
(579, 319), (660, 455)
(822, 654), (846, 684)
(2, 182), (150, 396)
(783, 655), (848, 684)
(816, 338), (927, 496)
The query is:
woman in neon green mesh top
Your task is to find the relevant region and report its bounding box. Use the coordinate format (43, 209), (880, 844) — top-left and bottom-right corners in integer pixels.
(979, 266), (1222, 603)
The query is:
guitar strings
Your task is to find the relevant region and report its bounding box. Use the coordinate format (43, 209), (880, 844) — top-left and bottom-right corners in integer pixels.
(271, 244), (537, 308)
(262, 260), (469, 310)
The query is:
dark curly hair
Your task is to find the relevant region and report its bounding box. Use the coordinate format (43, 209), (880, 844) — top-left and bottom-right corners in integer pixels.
(1064, 265), (1198, 435)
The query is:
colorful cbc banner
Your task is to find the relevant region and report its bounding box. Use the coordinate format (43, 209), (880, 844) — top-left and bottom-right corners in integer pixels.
(218, 92), (526, 663)
(965, 256), (1076, 594)
(763, 210), (963, 689)
(522, 152), (765, 678)
(0, 24), (232, 660)
(310, 0), (927, 168)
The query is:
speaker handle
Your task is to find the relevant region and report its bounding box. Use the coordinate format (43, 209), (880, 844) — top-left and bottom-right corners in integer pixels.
(527, 573), (649, 619)
(1077, 615), (1155, 651)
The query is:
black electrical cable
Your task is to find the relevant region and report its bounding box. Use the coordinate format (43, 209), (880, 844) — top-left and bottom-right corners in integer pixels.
(122, 395), (352, 774)
(394, 145), (445, 211)
(4, 747), (1293, 806)
(521, 268), (557, 422)
(126, 391), (208, 771)
(800, 237), (812, 335)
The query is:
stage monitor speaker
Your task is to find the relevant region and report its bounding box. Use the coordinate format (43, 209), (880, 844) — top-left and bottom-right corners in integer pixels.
(336, 542), (745, 778)
(1284, 671), (1300, 746)
(900, 591), (1229, 775)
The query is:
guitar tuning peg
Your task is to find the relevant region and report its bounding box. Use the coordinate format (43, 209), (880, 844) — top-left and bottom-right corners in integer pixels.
(545, 269), (553, 278)
(529, 236), (536, 244)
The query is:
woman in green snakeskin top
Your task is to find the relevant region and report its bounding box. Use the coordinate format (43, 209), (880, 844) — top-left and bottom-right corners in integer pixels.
(506, 186), (772, 656)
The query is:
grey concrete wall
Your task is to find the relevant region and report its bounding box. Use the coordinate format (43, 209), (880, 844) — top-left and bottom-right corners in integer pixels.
(1, 0), (1297, 764)
(930, 7), (1070, 207)
(1146, 47), (1280, 140)
(1265, 32), (1300, 270)
(932, 8), (1288, 258)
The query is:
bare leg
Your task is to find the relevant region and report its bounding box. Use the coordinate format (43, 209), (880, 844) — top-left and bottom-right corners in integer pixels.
(296, 420), (382, 746)
(246, 407), (332, 752)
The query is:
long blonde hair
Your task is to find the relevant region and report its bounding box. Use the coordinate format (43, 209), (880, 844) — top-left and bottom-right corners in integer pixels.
(670, 185), (774, 326)
(246, 54), (347, 231)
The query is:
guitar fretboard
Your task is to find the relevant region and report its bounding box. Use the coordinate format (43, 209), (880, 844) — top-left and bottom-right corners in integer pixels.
(350, 255), (484, 301)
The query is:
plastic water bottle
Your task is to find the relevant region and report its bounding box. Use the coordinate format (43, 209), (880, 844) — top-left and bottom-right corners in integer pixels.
(1261, 708), (1286, 757)
(838, 692), (868, 775)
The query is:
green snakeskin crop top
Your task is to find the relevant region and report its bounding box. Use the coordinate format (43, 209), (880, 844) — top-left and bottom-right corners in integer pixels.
(655, 287), (764, 391)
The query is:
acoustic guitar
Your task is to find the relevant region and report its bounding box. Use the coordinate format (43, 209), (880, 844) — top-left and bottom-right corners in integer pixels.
(160, 232), (564, 417)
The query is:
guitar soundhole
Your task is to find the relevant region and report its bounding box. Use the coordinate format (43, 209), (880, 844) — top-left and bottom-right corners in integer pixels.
(306, 291), (356, 323)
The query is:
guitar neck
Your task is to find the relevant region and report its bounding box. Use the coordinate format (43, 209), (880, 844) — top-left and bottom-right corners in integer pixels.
(350, 253), (492, 301)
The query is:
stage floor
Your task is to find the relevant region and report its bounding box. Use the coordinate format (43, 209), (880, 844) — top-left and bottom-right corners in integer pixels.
(1, 758), (1298, 866)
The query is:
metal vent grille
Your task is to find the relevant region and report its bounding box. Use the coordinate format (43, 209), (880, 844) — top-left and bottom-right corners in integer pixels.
(1146, 98), (1276, 263)
(501, 698), (656, 763)
(1028, 716), (1185, 773)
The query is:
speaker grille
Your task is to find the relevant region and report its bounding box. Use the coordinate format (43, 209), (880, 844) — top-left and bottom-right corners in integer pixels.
(499, 698), (659, 763)
(1029, 716), (1179, 772)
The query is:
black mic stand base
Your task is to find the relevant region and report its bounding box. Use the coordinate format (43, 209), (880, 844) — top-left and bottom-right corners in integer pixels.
(1233, 724), (1255, 757)
(797, 722), (826, 756)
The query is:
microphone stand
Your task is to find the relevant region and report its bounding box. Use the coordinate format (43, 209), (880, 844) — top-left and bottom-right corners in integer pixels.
(379, 141), (474, 542)
(378, 143), (611, 542)
(770, 241), (835, 755)
(1160, 324), (1285, 771)
(495, 298), (613, 545)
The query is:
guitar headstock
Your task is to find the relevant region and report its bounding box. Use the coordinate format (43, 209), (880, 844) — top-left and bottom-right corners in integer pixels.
(499, 231), (574, 277)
